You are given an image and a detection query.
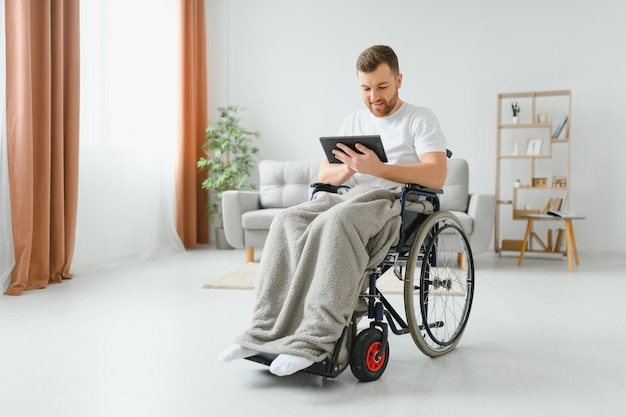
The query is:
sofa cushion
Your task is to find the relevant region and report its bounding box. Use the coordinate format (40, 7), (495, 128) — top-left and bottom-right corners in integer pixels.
(259, 160), (319, 208)
(440, 159), (469, 212)
(242, 208), (285, 230)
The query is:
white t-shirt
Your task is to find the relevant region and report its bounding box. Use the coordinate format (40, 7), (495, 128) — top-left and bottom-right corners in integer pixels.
(338, 102), (447, 188)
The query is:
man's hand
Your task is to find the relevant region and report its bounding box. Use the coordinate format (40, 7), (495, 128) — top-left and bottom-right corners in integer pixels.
(332, 143), (384, 177)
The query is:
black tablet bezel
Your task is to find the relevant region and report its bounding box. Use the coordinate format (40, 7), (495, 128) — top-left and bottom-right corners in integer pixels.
(319, 135), (388, 164)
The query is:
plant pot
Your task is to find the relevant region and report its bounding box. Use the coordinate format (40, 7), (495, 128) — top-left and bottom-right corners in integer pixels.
(512, 116), (519, 124)
(215, 227), (233, 250)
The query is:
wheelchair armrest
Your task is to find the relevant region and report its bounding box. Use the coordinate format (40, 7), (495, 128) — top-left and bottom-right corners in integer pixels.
(404, 183), (443, 195)
(401, 183), (443, 216)
(310, 182), (350, 196)
(394, 184), (444, 250)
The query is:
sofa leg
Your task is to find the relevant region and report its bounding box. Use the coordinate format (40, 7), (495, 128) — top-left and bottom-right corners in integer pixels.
(245, 247), (255, 263)
(457, 252), (467, 271)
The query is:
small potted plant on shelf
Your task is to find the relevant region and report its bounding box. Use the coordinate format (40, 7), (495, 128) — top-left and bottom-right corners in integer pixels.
(511, 102), (521, 124)
(197, 105), (260, 249)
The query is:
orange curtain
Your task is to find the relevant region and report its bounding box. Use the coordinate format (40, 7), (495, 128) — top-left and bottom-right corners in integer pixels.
(176, 0), (209, 248)
(5, 0), (80, 296)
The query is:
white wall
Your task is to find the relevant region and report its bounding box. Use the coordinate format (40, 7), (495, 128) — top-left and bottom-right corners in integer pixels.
(206, 0), (626, 254)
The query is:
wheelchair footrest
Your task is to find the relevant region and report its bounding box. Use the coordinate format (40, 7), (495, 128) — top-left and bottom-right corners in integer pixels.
(244, 354), (344, 379)
(244, 325), (349, 378)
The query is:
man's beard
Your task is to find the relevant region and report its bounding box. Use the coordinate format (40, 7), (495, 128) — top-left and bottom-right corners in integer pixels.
(367, 91), (399, 117)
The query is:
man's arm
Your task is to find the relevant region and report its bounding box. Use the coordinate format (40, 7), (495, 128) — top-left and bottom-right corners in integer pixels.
(317, 157), (355, 186)
(376, 152), (447, 189)
(326, 142), (447, 189)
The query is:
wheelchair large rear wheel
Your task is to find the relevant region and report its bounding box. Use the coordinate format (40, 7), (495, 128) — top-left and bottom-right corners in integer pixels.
(403, 211), (475, 357)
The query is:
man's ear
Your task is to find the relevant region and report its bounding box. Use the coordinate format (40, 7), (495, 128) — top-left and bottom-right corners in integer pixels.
(397, 73), (403, 89)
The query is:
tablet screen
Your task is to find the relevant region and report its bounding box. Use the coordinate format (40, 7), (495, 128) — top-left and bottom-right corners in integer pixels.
(319, 135), (388, 164)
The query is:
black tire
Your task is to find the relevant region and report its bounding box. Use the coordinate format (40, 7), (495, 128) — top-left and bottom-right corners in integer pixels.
(349, 328), (389, 382)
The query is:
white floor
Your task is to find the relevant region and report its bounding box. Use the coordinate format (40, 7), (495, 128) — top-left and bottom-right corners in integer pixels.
(1, 246), (625, 417)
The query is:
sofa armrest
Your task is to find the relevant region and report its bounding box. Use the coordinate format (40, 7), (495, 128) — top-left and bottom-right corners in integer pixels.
(466, 193), (496, 254)
(222, 190), (261, 248)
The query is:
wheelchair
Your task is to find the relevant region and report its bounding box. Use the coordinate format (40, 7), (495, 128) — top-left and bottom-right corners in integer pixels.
(246, 155), (475, 382)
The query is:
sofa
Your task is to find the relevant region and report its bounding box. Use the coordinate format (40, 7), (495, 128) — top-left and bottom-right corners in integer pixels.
(222, 159), (495, 262)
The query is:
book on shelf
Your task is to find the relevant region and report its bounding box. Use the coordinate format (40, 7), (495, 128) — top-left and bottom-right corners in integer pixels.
(554, 228), (565, 251)
(541, 193), (569, 214)
(552, 115), (568, 139)
(540, 198), (554, 214)
(562, 192), (569, 208)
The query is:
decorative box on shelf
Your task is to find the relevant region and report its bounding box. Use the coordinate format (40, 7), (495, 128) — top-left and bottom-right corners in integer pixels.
(532, 177), (549, 187)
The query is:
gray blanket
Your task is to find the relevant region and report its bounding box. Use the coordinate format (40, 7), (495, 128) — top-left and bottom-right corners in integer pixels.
(237, 185), (432, 363)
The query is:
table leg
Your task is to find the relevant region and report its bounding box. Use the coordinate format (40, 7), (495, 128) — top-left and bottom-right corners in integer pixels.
(565, 220), (580, 266)
(564, 220), (574, 272)
(518, 219), (533, 266)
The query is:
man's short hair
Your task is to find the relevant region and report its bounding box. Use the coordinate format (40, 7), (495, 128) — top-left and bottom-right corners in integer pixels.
(356, 45), (400, 76)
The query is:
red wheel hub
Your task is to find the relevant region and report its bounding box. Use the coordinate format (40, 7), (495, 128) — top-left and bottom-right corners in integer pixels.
(365, 341), (385, 371)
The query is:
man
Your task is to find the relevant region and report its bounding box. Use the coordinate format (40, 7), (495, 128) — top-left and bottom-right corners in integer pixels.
(219, 45), (447, 376)
(319, 45), (446, 190)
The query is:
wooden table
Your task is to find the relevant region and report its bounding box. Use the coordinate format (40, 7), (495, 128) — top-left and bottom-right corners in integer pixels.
(518, 214), (585, 272)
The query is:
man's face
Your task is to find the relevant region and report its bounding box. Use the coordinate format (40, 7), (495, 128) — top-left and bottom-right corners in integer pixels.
(358, 63), (403, 118)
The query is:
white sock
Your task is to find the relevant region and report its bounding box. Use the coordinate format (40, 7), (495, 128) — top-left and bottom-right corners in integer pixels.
(217, 344), (259, 363)
(269, 353), (314, 376)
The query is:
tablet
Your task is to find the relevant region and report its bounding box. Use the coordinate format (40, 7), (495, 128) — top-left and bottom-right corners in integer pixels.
(320, 135), (388, 164)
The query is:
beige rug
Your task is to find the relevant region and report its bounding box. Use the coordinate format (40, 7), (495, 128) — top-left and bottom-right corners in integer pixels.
(203, 262), (407, 293)
(202, 262), (465, 297)
(204, 263), (467, 296)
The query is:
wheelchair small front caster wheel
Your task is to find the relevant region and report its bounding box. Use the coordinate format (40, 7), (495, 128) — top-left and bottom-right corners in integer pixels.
(349, 328), (389, 382)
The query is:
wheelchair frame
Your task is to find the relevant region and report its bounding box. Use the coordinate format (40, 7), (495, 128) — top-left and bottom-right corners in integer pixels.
(247, 167), (475, 382)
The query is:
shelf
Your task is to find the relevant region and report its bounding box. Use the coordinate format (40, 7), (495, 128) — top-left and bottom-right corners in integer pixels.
(533, 89), (571, 97)
(515, 186), (568, 191)
(498, 155), (551, 159)
(494, 89), (571, 254)
(499, 248), (566, 255)
(498, 123), (552, 129)
(498, 90), (571, 99)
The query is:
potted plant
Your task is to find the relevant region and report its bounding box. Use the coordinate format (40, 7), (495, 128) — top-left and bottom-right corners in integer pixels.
(511, 102), (521, 124)
(197, 105), (260, 249)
